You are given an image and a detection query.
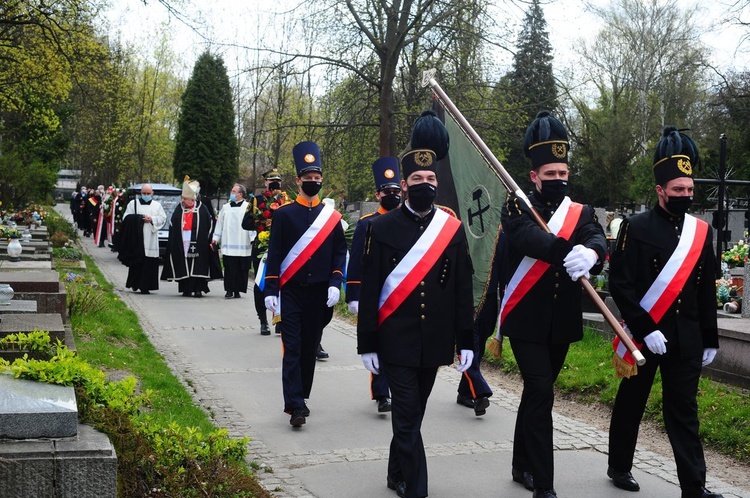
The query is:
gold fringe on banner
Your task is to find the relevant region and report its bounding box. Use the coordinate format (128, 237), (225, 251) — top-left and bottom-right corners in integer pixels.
(611, 353), (638, 379)
(487, 337), (503, 358)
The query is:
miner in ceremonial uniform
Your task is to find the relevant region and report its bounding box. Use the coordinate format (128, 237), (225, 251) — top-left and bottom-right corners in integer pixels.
(212, 183), (255, 298)
(161, 176), (223, 297)
(346, 156), (403, 414)
(262, 141), (347, 427)
(606, 127), (722, 498)
(357, 112), (474, 498)
(499, 111), (606, 498)
(120, 183), (167, 294)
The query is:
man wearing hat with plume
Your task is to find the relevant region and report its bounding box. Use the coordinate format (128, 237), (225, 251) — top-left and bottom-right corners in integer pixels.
(357, 110), (474, 498)
(499, 111), (606, 498)
(606, 127), (722, 498)
(346, 156), (403, 414)
(161, 176), (223, 297)
(262, 141), (347, 428)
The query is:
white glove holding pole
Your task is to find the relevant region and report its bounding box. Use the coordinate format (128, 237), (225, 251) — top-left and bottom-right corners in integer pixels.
(563, 244), (598, 281)
(702, 348), (717, 366)
(457, 349), (474, 372)
(326, 286), (340, 307)
(348, 301), (359, 314)
(361, 352), (380, 374)
(264, 295), (279, 313)
(644, 330), (668, 355)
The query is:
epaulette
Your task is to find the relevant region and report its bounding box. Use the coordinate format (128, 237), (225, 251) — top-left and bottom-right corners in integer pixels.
(359, 211), (378, 221)
(437, 204), (457, 218)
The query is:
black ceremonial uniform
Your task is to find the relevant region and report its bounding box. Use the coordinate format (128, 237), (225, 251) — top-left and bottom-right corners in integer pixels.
(608, 206), (718, 495)
(263, 196), (347, 413)
(500, 190), (606, 490)
(346, 207), (390, 400)
(357, 203), (473, 498)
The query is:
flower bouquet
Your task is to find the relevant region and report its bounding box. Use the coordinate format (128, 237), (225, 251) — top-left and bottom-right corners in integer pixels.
(722, 240), (749, 268)
(252, 189), (288, 251)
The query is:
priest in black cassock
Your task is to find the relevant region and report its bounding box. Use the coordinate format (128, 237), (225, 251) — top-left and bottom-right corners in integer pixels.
(161, 176), (223, 297)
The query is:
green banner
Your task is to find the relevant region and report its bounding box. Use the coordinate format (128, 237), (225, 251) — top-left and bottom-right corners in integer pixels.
(444, 111), (505, 309)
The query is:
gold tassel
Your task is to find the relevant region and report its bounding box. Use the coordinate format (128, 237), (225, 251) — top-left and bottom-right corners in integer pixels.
(487, 337), (503, 358)
(611, 354), (638, 379)
(272, 314), (281, 325)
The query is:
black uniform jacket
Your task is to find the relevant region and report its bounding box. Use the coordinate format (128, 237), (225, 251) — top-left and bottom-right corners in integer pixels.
(161, 203), (222, 281)
(499, 191), (607, 344)
(357, 204), (474, 368)
(346, 206), (388, 303)
(608, 206), (718, 358)
(262, 196), (347, 297)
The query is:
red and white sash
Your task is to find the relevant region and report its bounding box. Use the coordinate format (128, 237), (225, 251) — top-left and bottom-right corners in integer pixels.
(377, 208), (461, 325)
(279, 203), (342, 287)
(498, 196), (584, 327)
(613, 214), (709, 364)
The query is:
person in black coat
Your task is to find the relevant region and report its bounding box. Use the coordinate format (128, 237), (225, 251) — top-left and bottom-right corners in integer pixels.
(262, 142), (347, 428)
(499, 111), (607, 498)
(346, 156), (402, 413)
(606, 127), (723, 498)
(357, 118), (475, 497)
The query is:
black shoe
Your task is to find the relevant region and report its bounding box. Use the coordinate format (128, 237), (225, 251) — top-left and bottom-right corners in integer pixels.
(377, 397), (392, 413)
(139, 289), (150, 295)
(234, 292), (241, 298)
(697, 488), (724, 498)
(193, 291), (203, 298)
(289, 408), (306, 427)
(533, 489), (557, 498)
(260, 323), (271, 335)
(182, 291), (191, 297)
(607, 467), (640, 492)
(512, 467), (534, 491)
(386, 476), (406, 498)
(474, 396), (490, 416)
(275, 324), (281, 334)
(301, 403), (310, 417)
(456, 393), (475, 409)
(316, 344), (329, 360)
(225, 292), (233, 299)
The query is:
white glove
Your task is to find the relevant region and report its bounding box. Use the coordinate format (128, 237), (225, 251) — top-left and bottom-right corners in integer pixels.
(264, 295), (279, 313)
(457, 349), (474, 372)
(644, 330), (668, 355)
(361, 352), (380, 374)
(326, 286), (340, 307)
(563, 244), (598, 281)
(702, 348), (717, 367)
(348, 301), (359, 314)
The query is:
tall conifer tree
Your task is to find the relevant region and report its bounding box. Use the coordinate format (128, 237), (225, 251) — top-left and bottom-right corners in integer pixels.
(173, 52), (238, 196)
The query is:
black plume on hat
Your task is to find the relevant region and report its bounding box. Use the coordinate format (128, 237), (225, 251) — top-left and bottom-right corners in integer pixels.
(410, 110), (450, 160)
(524, 111), (570, 168)
(653, 126), (700, 165)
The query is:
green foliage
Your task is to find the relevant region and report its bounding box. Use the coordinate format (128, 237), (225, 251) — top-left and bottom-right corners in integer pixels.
(0, 330), (54, 355)
(53, 246), (83, 260)
(44, 204), (77, 241)
(484, 327), (750, 462)
(174, 52), (239, 197)
(66, 281), (107, 316)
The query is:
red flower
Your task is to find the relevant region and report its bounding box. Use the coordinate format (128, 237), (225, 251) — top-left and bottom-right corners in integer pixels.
(263, 210), (272, 219)
(257, 224), (265, 232)
(258, 202), (266, 209)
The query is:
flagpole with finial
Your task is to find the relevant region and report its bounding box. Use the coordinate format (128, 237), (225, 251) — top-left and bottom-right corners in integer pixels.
(421, 68), (646, 369)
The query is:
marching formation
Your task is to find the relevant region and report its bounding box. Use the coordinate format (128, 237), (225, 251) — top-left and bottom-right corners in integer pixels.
(75, 101), (725, 498)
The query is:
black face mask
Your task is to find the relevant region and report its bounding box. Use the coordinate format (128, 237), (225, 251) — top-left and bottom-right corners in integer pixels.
(380, 194), (401, 211)
(665, 195), (693, 217)
(407, 182), (436, 212)
(269, 181), (281, 191)
(539, 179), (568, 203)
(301, 181), (322, 197)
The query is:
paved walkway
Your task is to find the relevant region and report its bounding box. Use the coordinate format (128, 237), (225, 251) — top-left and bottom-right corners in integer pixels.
(60, 206), (749, 498)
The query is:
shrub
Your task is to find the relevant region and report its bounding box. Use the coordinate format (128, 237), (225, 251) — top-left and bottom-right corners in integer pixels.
(53, 247), (83, 260)
(50, 231), (70, 247)
(66, 282), (107, 316)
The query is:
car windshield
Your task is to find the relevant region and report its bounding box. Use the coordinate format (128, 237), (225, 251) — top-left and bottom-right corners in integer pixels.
(155, 194), (181, 230)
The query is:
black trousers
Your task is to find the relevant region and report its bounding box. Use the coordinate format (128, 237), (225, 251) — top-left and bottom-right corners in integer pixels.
(509, 338), (570, 490)
(222, 255), (251, 293)
(279, 282), (328, 412)
(251, 252), (268, 324)
(382, 362), (438, 498)
(457, 292), (497, 400)
(370, 371), (390, 400)
(609, 349), (706, 497)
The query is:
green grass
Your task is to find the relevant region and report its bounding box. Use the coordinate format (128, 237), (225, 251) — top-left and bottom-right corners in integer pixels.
(485, 327), (750, 463)
(61, 254), (217, 433)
